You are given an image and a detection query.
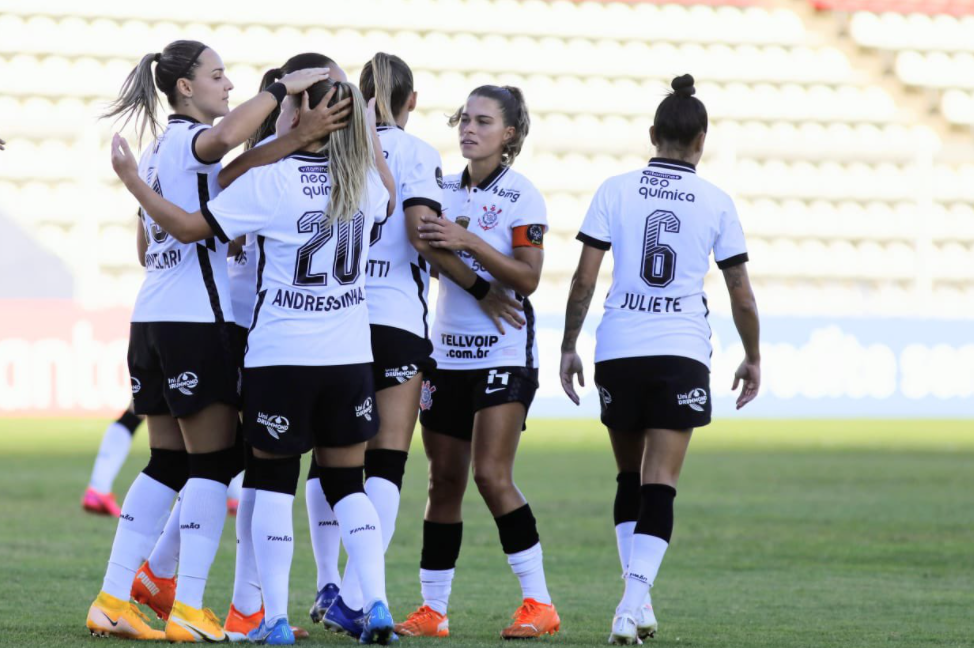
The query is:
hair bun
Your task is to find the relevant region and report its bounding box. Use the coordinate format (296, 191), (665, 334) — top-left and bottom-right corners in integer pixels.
(153, 53), (162, 63)
(671, 74), (695, 97)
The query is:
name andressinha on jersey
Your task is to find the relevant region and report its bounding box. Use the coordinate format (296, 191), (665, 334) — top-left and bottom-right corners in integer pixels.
(144, 249), (182, 270)
(271, 286), (365, 312)
(620, 293), (683, 313)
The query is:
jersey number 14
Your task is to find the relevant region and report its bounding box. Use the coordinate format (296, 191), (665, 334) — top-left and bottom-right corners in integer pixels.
(641, 209), (680, 288)
(293, 210), (365, 286)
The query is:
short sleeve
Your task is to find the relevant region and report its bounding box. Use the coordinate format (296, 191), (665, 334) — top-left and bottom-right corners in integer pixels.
(401, 142), (443, 214)
(368, 171), (392, 226)
(171, 124), (222, 172)
(203, 166), (281, 243)
(714, 196), (748, 269)
(508, 184), (547, 231)
(576, 180), (612, 251)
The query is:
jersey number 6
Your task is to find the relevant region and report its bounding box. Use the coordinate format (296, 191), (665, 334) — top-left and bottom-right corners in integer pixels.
(641, 209), (681, 288)
(294, 210), (366, 286)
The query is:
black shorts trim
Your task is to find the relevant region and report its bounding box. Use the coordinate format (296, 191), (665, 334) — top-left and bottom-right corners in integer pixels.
(410, 263), (430, 339)
(523, 296), (536, 369)
(716, 253), (748, 269)
(371, 325), (434, 392)
(576, 232), (611, 250)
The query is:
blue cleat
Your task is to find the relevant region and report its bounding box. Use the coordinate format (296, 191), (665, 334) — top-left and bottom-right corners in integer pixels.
(359, 600), (395, 645)
(247, 617), (295, 645)
(322, 595), (365, 637)
(309, 583), (340, 624)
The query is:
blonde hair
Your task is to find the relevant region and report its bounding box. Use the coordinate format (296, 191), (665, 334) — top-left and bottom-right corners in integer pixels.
(360, 52), (413, 127)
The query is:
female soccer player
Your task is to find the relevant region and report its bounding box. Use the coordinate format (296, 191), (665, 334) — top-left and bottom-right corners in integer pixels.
(395, 85), (560, 640)
(85, 39), (328, 642)
(111, 77), (397, 646)
(82, 404), (143, 516)
(559, 75), (761, 645)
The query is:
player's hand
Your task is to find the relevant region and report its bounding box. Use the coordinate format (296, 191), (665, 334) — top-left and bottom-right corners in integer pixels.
(478, 282), (525, 334)
(418, 213), (472, 251)
(732, 358), (760, 409)
(110, 133), (139, 184)
(278, 67), (330, 95)
(560, 350), (585, 405)
(296, 88), (351, 145)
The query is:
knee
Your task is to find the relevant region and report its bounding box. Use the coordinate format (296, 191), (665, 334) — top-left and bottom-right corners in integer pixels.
(427, 466), (466, 503)
(472, 464), (513, 499)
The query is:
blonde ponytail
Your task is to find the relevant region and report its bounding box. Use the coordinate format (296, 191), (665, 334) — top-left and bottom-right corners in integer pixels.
(323, 82), (375, 223)
(101, 52), (161, 144)
(359, 52), (414, 127)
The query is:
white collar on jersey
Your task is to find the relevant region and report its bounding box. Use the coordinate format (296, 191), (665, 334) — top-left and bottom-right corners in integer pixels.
(648, 157), (696, 174)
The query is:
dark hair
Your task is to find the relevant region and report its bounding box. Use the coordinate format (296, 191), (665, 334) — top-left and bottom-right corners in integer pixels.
(653, 74), (708, 149)
(448, 85), (530, 166)
(246, 52), (337, 150)
(360, 52), (414, 126)
(101, 40), (209, 143)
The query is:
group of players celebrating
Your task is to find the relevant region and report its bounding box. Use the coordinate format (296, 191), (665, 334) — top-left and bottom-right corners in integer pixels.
(83, 38), (761, 647)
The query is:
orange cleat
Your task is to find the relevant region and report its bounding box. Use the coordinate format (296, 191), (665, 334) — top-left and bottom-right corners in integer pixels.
(82, 487), (121, 517)
(500, 599), (561, 639)
(86, 591), (166, 640)
(224, 604), (309, 641)
(394, 605), (450, 638)
(131, 562), (176, 620)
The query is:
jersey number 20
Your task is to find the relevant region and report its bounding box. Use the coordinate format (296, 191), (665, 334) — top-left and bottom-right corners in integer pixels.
(641, 210), (680, 288)
(294, 210), (365, 286)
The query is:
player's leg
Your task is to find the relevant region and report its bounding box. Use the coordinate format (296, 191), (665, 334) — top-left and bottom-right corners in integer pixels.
(133, 487), (182, 620)
(471, 403), (560, 639)
(306, 458), (341, 623)
(609, 431), (644, 579)
(84, 401), (144, 516)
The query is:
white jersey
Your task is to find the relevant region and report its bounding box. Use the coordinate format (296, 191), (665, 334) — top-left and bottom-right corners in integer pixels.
(578, 158), (749, 369)
(227, 235), (257, 329)
(133, 115), (233, 324)
(203, 150), (390, 368)
(432, 165), (547, 370)
(365, 125), (443, 339)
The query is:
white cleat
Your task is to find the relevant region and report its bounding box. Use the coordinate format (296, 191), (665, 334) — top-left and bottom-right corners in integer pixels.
(608, 612), (641, 645)
(636, 603), (657, 640)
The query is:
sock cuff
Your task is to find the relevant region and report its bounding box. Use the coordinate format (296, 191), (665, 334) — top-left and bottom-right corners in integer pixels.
(634, 482), (677, 542)
(419, 567), (456, 581)
(505, 541), (542, 565)
(494, 504), (540, 555)
(421, 521), (463, 570)
(640, 483), (677, 498)
(143, 448), (190, 492)
(246, 454), (301, 496)
(307, 458), (321, 481)
(614, 471), (641, 525)
(118, 411), (143, 434)
(364, 449), (409, 490)
(188, 446), (241, 485)
(319, 466), (365, 507)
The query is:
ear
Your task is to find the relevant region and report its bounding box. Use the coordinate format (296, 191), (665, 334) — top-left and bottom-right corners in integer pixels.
(407, 91), (417, 113)
(503, 125), (515, 143)
(291, 109), (300, 130)
(175, 77), (193, 100)
(649, 125), (658, 147)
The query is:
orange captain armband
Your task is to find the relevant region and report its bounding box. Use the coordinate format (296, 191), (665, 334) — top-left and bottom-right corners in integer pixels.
(512, 224), (545, 249)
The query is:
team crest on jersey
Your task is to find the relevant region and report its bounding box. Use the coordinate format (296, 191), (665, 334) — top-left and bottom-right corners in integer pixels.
(257, 413), (290, 440)
(419, 380), (436, 411)
(385, 365), (419, 384)
(435, 166), (443, 189)
(130, 377), (142, 394)
(355, 397), (374, 421)
(677, 388), (708, 412)
(478, 205), (502, 231)
(168, 372), (199, 396)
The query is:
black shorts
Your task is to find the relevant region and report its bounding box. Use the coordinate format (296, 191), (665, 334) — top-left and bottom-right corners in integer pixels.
(242, 363), (379, 455)
(594, 355), (711, 432)
(128, 322), (243, 418)
(371, 325), (435, 391)
(418, 366), (539, 441)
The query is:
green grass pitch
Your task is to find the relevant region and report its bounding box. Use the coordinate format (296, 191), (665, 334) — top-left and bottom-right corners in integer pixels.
(1, 418), (972, 647)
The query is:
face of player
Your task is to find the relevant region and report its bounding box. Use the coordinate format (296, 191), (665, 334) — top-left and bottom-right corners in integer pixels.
(456, 95), (514, 164)
(183, 48), (234, 120)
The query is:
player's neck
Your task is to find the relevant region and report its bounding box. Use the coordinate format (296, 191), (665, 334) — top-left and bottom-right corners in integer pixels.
(174, 103), (214, 126)
(653, 146), (700, 167)
(466, 155), (503, 187)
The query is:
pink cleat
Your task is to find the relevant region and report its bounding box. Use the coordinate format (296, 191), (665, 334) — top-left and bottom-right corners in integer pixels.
(82, 487), (122, 517)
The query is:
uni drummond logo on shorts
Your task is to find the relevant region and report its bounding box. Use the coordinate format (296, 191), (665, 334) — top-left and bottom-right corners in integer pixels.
(131, 377), (142, 394)
(257, 413), (290, 440)
(168, 372), (199, 396)
(355, 397), (374, 422)
(677, 388), (708, 412)
(385, 365), (418, 384)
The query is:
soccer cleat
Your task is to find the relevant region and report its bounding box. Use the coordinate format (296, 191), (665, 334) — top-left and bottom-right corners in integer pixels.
(500, 598), (561, 639)
(636, 601), (657, 640)
(224, 605), (309, 642)
(82, 487), (122, 517)
(393, 605), (449, 638)
(359, 600), (395, 645)
(608, 612), (640, 645)
(309, 583), (340, 624)
(86, 590), (166, 640)
(165, 601), (229, 643)
(131, 562), (176, 620)
(247, 617), (295, 645)
(226, 498), (239, 516)
(321, 595), (365, 637)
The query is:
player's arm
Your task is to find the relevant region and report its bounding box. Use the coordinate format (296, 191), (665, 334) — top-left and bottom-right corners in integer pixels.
(722, 262), (760, 409)
(406, 205), (525, 333)
(193, 68), (330, 164)
(559, 243), (605, 405)
(111, 135), (213, 243)
(135, 213), (147, 267)
(217, 88), (351, 189)
(227, 236), (244, 257)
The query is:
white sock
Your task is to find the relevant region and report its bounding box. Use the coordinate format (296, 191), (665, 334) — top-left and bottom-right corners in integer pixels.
(333, 492), (386, 607)
(618, 534), (668, 615)
(174, 478), (228, 608)
(305, 477), (341, 590)
(227, 472), (244, 502)
(615, 521), (636, 578)
(89, 422), (134, 493)
(101, 473), (176, 599)
(507, 543), (551, 604)
(231, 488), (262, 616)
(252, 490), (294, 626)
(340, 476), (401, 610)
(420, 568), (454, 616)
(147, 491), (182, 579)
